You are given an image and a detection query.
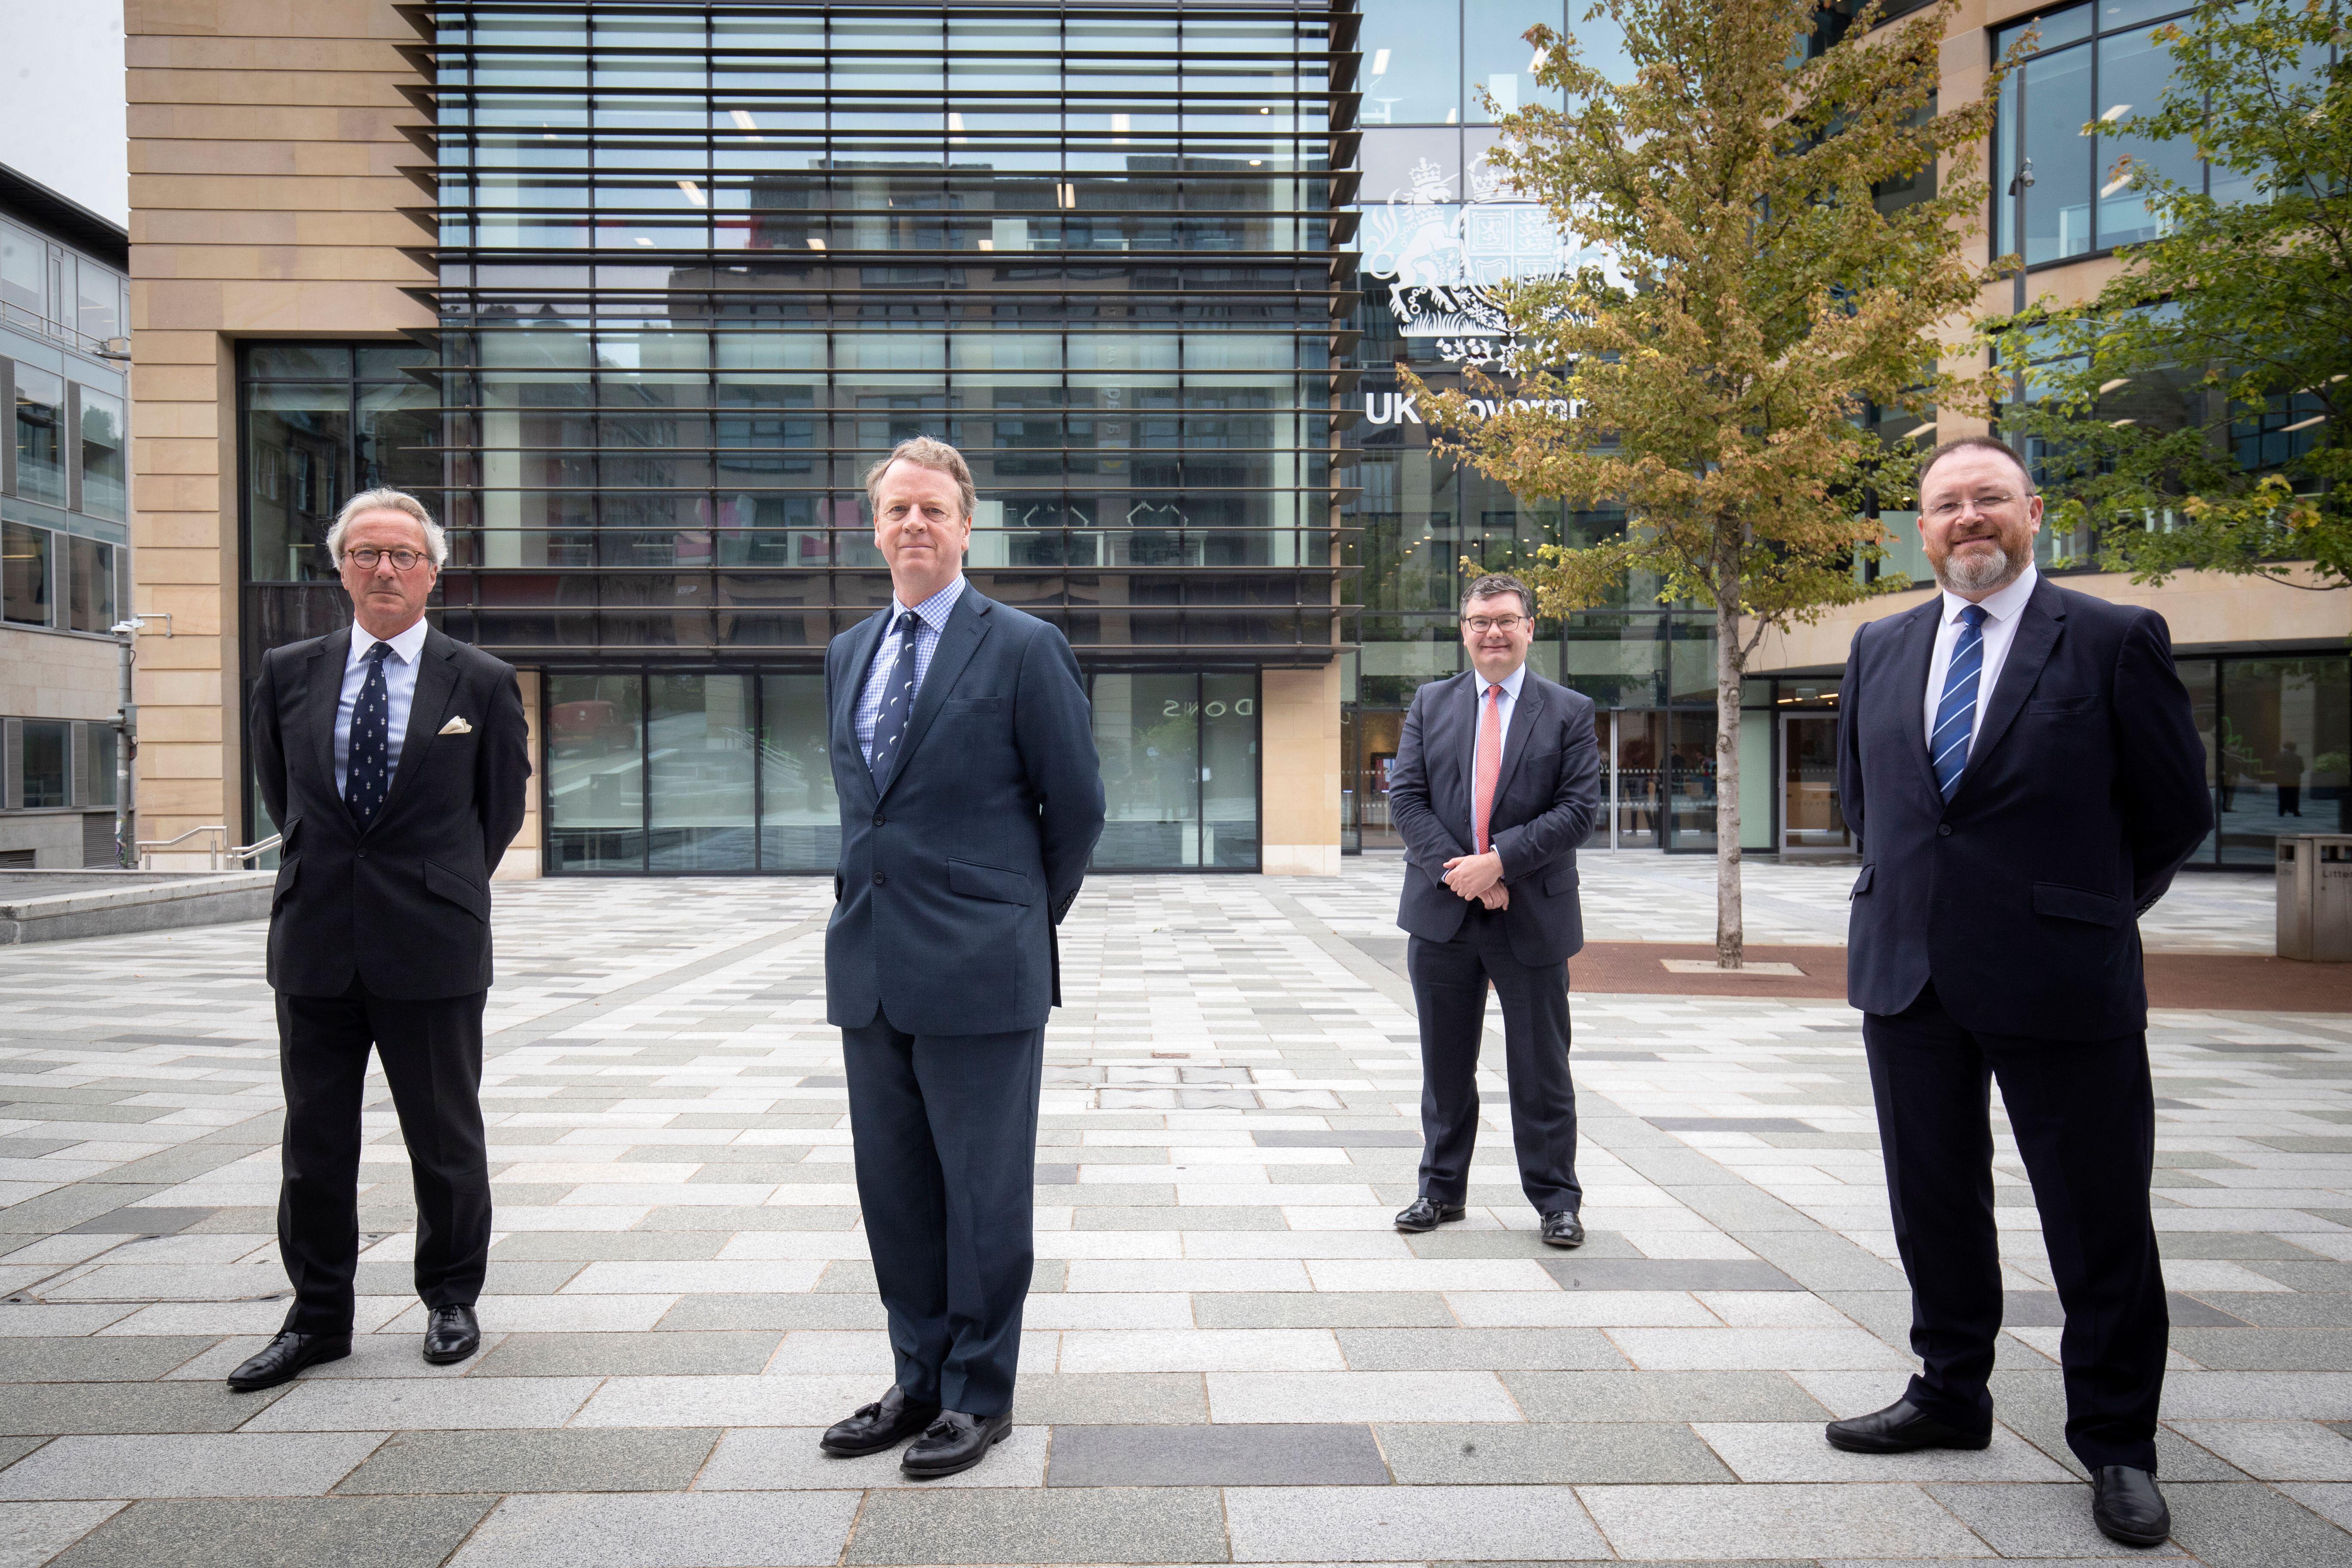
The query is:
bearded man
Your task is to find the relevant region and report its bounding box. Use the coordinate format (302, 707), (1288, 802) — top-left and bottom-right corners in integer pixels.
(1827, 437), (2210, 1548)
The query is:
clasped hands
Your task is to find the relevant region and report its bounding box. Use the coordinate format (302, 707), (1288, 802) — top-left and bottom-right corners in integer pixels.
(1441, 850), (1509, 911)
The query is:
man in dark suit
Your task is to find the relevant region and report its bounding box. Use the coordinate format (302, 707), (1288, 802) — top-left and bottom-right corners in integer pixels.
(1386, 572), (1602, 1249)
(1830, 437), (2211, 1547)
(816, 436), (1104, 1479)
(232, 489), (531, 1392)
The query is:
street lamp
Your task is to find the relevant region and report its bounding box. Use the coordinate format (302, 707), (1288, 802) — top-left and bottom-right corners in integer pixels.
(2006, 158), (2035, 413)
(107, 613), (171, 868)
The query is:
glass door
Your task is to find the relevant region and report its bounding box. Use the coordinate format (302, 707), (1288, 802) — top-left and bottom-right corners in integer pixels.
(1781, 711), (1851, 854)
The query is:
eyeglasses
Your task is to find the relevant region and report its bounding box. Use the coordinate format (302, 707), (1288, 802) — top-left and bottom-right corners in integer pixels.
(345, 547), (431, 571)
(1462, 615), (1528, 634)
(1924, 494), (2024, 523)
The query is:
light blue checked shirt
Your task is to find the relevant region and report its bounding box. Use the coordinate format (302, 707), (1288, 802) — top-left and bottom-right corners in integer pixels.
(334, 616), (429, 785)
(1922, 563), (2037, 760)
(856, 574), (968, 768)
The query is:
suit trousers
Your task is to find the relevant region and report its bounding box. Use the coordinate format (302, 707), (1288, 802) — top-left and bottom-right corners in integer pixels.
(1864, 983), (2168, 1472)
(1407, 905), (1582, 1213)
(274, 977), (492, 1335)
(843, 1011), (1044, 1418)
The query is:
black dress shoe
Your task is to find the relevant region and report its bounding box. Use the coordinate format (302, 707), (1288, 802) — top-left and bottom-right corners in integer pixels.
(900, 1409), (1013, 1479)
(423, 1304), (481, 1365)
(2092, 1465), (2171, 1547)
(821, 1386), (942, 1457)
(1823, 1398), (1992, 1454)
(1540, 1210), (1585, 1248)
(225, 1330), (350, 1392)
(1394, 1197), (1466, 1232)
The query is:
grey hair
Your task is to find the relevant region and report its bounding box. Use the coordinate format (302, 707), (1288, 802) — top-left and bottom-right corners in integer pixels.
(863, 435), (977, 522)
(327, 488), (447, 568)
(1461, 571), (1535, 620)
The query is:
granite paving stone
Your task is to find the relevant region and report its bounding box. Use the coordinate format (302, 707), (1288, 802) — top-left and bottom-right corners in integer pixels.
(1924, 1482), (2190, 1558)
(1044, 1423), (1388, 1487)
(43, 1496), (498, 1568)
(694, 1427), (1050, 1489)
(1375, 1421), (1735, 1484)
(843, 1487), (1229, 1564)
(0, 1433), (385, 1501)
(1222, 1482), (1612, 1561)
(334, 1429), (722, 1495)
(0, 1503), (121, 1568)
(1577, 1480), (1999, 1558)
(448, 1491), (861, 1568)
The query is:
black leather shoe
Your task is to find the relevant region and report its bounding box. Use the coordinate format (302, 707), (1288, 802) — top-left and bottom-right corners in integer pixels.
(1394, 1197), (1466, 1232)
(1540, 1210), (1585, 1248)
(2092, 1465), (2171, 1547)
(1823, 1398), (1992, 1454)
(423, 1304), (481, 1365)
(900, 1409), (1013, 1479)
(226, 1330), (350, 1392)
(821, 1386), (942, 1457)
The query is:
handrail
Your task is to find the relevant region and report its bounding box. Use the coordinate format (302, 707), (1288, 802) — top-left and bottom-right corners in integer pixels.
(137, 826), (227, 870)
(223, 835), (282, 869)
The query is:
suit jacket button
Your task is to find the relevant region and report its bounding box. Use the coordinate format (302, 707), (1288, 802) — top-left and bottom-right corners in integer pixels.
(873, 814), (885, 827)
(356, 848), (368, 859)
(873, 872), (887, 885)
(1937, 824), (1952, 837)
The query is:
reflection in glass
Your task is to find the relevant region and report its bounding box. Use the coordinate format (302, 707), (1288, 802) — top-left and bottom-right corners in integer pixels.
(80, 388), (126, 521)
(248, 383), (351, 581)
(3, 521), (50, 626)
(649, 673), (756, 869)
(2218, 658), (2352, 860)
(1360, 0), (1461, 125)
(759, 674), (839, 869)
(1094, 672), (1204, 867)
(546, 673), (646, 870)
(67, 537), (114, 634)
(1202, 673), (1260, 866)
(18, 720), (68, 808)
(1466, 0), (1566, 122)
(13, 364), (66, 506)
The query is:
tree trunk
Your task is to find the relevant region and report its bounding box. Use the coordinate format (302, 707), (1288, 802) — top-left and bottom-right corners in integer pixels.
(1714, 539), (1745, 971)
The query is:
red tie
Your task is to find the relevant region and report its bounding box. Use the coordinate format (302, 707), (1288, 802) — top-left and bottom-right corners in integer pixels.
(1474, 683), (1503, 854)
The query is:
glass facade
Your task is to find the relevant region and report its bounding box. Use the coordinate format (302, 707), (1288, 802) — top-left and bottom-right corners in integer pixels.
(237, 3), (1352, 874)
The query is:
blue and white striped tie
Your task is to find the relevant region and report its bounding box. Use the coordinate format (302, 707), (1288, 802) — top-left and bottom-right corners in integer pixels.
(1931, 605), (1989, 801)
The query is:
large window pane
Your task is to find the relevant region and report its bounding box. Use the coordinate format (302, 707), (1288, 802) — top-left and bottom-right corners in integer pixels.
(67, 537), (114, 633)
(358, 381), (439, 494)
(80, 387), (126, 521)
(14, 364), (67, 505)
(546, 673), (646, 870)
(2018, 46), (2095, 263)
(2180, 656), (2219, 865)
(3, 521), (50, 625)
(2219, 657), (2352, 861)
(758, 673), (839, 870)
(88, 721), (117, 808)
(1201, 673), (1259, 867)
(248, 383), (351, 581)
(1093, 672), (1202, 866)
(1361, 0), (1460, 125)
(76, 258), (119, 341)
(1666, 709), (1717, 850)
(1466, 0), (1564, 123)
(2092, 28), (2202, 248)
(0, 221), (40, 318)
(648, 672), (756, 869)
(18, 719), (69, 808)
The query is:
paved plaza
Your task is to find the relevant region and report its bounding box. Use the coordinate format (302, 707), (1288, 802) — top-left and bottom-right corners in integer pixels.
(1, 856), (2349, 1566)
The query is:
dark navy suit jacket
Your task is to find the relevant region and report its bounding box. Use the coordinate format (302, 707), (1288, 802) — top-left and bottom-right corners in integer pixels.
(248, 625), (532, 1000)
(1837, 576), (2212, 1039)
(1387, 668), (1603, 967)
(823, 586), (1105, 1035)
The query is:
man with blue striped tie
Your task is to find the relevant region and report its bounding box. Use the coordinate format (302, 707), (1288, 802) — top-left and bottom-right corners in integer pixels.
(1828, 437), (2210, 1549)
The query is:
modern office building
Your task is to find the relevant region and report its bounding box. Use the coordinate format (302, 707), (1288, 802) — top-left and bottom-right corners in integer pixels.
(2, 163), (132, 868)
(126, 0), (2341, 877)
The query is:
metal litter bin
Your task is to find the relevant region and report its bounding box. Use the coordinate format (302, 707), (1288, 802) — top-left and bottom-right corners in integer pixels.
(2277, 834), (2352, 962)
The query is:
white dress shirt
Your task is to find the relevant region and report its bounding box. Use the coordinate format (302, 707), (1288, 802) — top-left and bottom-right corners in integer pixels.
(856, 574), (968, 767)
(1921, 564), (2038, 757)
(334, 616), (431, 787)
(1470, 661), (1528, 836)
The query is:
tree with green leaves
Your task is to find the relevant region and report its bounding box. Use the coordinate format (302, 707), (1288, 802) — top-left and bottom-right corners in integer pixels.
(1993, 0), (2348, 588)
(1410, 0), (2007, 968)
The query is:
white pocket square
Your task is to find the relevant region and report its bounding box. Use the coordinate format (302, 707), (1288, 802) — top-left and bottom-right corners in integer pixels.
(438, 716), (473, 736)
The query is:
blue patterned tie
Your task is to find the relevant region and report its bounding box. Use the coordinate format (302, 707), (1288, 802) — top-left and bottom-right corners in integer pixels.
(346, 642), (392, 830)
(1930, 605), (1989, 801)
(867, 610), (922, 787)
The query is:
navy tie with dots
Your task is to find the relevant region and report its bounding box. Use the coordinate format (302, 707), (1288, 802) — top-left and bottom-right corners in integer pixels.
(346, 641), (393, 830)
(1930, 604), (1988, 802)
(868, 610), (922, 787)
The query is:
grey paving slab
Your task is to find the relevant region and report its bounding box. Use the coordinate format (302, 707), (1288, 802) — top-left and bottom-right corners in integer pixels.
(449, 1491), (862, 1568)
(0, 1433), (385, 1500)
(1924, 1482), (2189, 1558)
(1046, 1423), (1388, 1487)
(1335, 1328), (1629, 1370)
(1576, 1480), (1998, 1558)
(0, 1439), (45, 1473)
(1008, 1373), (1210, 1424)
(656, 1295), (889, 1332)
(1376, 1422), (1735, 1484)
(2164, 1480), (2352, 1567)
(1224, 1482), (1611, 1561)
(1543, 1258), (1805, 1291)
(0, 1339), (216, 1383)
(696, 1426), (1050, 1489)
(0, 1384), (283, 1437)
(44, 1495), (498, 1568)
(0, 1502), (122, 1568)
(1192, 1293), (1456, 1329)
(335, 1429), (722, 1495)
(844, 1486), (1229, 1564)
(239, 1376), (602, 1432)
(1503, 1369), (1833, 1423)
(471, 1331), (781, 1378)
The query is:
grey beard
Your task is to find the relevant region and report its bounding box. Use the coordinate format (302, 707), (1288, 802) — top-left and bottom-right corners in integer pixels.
(1936, 541), (2022, 594)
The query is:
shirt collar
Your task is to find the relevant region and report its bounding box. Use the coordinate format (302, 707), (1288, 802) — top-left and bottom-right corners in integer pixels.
(350, 616), (430, 668)
(1941, 563), (2038, 627)
(1476, 663), (1528, 701)
(895, 573), (967, 634)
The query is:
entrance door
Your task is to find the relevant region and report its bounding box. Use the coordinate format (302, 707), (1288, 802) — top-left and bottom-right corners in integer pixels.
(1781, 712), (1850, 854)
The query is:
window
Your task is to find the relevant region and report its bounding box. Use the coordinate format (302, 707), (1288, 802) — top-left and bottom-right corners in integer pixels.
(18, 719), (69, 808)
(76, 258), (119, 342)
(0, 221), (40, 321)
(86, 721), (117, 808)
(67, 536), (114, 633)
(79, 387), (126, 521)
(14, 364), (66, 505)
(243, 343), (438, 582)
(1994, 0), (2205, 264)
(2, 521), (49, 625)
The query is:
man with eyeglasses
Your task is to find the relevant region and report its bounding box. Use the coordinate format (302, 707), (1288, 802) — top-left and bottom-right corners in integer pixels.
(230, 489), (530, 1392)
(1829, 437), (2210, 1547)
(1385, 572), (1602, 1249)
